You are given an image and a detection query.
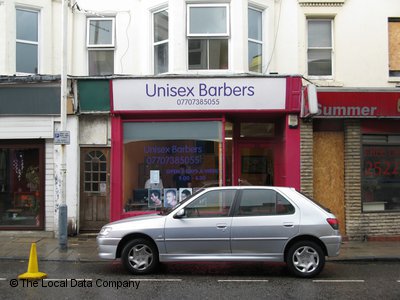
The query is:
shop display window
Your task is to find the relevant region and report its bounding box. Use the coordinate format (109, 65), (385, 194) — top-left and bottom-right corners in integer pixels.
(123, 121), (224, 212)
(0, 143), (44, 228)
(361, 136), (400, 212)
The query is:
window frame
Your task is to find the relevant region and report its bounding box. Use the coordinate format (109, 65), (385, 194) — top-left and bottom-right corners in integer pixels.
(188, 39), (228, 70)
(86, 17), (115, 48)
(186, 3), (230, 37)
(83, 150), (108, 193)
(248, 7), (264, 73)
(87, 48), (115, 76)
(388, 17), (400, 78)
(306, 18), (334, 79)
(153, 8), (169, 75)
(86, 17), (115, 75)
(15, 7), (40, 74)
(186, 4), (230, 71)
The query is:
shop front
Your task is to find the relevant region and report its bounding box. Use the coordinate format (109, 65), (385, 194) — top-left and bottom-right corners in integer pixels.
(0, 80), (60, 231)
(313, 89), (400, 239)
(0, 140), (44, 229)
(110, 76), (303, 221)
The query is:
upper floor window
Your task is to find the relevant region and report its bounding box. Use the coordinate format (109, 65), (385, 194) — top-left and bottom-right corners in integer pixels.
(307, 19), (333, 77)
(16, 8), (39, 74)
(153, 9), (168, 74)
(388, 18), (400, 77)
(248, 8), (263, 73)
(87, 17), (115, 75)
(187, 4), (229, 70)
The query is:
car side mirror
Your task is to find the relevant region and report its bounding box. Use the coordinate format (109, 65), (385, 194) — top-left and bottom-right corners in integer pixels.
(174, 209), (185, 219)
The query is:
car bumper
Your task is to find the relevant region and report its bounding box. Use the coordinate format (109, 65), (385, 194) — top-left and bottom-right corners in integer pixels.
(320, 235), (342, 256)
(97, 236), (121, 260)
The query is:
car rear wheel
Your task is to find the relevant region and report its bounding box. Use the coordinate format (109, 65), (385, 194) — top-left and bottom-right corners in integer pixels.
(121, 238), (159, 275)
(286, 241), (325, 278)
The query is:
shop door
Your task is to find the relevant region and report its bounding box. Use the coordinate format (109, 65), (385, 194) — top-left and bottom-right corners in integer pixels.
(79, 148), (110, 232)
(237, 143), (274, 186)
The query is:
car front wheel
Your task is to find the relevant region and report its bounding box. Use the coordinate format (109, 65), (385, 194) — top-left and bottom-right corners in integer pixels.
(121, 238), (159, 275)
(286, 241), (325, 278)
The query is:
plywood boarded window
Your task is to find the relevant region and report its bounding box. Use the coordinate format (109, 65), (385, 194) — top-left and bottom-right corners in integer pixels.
(389, 18), (400, 77)
(313, 131), (345, 234)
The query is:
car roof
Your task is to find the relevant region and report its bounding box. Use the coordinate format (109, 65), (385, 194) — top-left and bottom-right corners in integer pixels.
(204, 186), (295, 191)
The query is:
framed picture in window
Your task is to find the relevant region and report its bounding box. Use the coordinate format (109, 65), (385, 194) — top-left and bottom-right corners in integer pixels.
(164, 188), (178, 208)
(179, 188), (192, 202)
(148, 189), (162, 208)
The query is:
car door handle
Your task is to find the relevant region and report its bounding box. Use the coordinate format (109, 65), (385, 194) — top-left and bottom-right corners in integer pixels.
(283, 222), (294, 228)
(216, 224), (227, 229)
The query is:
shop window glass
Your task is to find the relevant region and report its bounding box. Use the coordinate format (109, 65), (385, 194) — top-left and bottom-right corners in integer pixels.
(362, 135), (400, 212)
(240, 123), (275, 138)
(123, 121), (223, 212)
(248, 8), (263, 73)
(16, 8), (39, 74)
(0, 144), (43, 228)
(225, 122), (233, 186)
(307, 19), (333, 77)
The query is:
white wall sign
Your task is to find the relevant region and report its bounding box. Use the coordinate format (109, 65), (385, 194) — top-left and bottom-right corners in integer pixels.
(54, 131), (70, 145)
(150, 170), (160, 184)
(112, 77), (287, 112)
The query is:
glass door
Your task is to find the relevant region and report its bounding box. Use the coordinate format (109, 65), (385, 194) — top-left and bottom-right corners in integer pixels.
(237, 143), (274, 186)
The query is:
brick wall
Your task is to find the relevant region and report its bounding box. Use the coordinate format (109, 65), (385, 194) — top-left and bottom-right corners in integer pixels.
(343, 120), (363, 239)
(300, 120), (314, 197)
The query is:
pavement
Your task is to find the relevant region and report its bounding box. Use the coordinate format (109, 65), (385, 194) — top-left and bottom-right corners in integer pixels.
(0, 234), (399, 263)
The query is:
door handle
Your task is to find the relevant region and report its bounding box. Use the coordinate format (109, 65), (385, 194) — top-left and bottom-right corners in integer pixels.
(283, 222), (294, 228)
(216, 223), (227, 230)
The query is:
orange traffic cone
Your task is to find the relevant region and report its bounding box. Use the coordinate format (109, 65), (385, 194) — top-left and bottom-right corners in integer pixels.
(18, 243), (47, 280)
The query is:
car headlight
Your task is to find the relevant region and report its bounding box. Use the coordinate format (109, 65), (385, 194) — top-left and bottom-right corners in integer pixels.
(99, 226), (112, 236)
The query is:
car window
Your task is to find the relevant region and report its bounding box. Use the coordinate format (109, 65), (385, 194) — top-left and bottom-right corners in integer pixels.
(276, 192), (295, 215)
(184, 189), (236, 218)
(237, 189), (295, 216)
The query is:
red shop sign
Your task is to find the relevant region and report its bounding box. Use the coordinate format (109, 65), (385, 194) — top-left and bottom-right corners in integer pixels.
(315, 90), (400, 118)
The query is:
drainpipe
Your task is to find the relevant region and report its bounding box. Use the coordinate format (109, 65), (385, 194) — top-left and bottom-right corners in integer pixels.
(59, 0), (68, 251)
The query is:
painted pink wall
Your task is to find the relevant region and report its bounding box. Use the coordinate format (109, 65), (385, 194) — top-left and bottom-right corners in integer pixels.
(110, 116), (123, 222)
(282, 115), (300, 189)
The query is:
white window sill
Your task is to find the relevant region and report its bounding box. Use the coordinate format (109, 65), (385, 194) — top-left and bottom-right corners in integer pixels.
(388, 77), (400, 83)
(304, 77), (344, 87)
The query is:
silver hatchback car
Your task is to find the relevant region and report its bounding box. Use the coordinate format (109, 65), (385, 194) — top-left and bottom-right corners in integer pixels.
(97, 186), (341, 278)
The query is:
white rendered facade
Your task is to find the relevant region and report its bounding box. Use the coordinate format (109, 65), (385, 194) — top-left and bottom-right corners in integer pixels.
(1, 0), (400, 237)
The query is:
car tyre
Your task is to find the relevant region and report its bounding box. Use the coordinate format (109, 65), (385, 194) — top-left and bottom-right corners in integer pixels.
(286, 240), (325, 278)
(121, 238), (159, 275)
